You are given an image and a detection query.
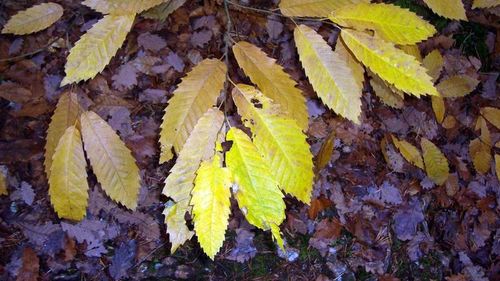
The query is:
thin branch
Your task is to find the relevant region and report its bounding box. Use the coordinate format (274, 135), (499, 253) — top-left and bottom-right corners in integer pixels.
(0, 36), (61, 63)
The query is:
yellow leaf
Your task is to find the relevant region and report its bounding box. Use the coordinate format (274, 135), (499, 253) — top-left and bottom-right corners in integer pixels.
(442, 115), (457, 129)
(473, 0), (500, 8)
(469, 138), (491, 174)
(80, 111), (140, 210)
(1, 3), (63, 35)
(398, 45), (423, 62)
(45, 92), (83, 178)
(232, 84), (314, 203)
(340, 29), (439, 97)
(0, 167), (7, 196)
(476, 116), (492, 146)
(294, 25), (362, 123)
(334, 39), (365, 91)
(495, 154), (500, 182)
(61, 14), (135, 86)
(163, 108), (224, 252)
(191, 155), (232, 259)
(481, 107), (500, 130)
(232, 41), (308, 130)
(82, 0), (165, 15)
(391, 135), (424, 169)
(431, 96), (445, 123)
(421, 138), (449, 185)
(423, 50), (444, 82)
(436, 75), (479, 98)
(330, 3), (436, 45)
(49, 126), (89, 221)
(159, 59), (226, 163)
(423, 0), (467, 20)
(142, 0), (187, 21)
(279, 0), (369, 17)
(370, 73), (404, 109)
(316, 131), (335, 172)
(226, 128), (285, 241)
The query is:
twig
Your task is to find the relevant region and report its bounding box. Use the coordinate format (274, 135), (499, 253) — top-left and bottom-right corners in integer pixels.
(0, 36), (61, 63)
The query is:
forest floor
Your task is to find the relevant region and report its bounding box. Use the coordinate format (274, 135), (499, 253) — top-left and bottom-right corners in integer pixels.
(0, 0), (499, 280)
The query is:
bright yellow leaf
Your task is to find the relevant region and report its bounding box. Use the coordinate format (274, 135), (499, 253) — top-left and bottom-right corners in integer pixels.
(232, 84), (314, 203)
(437, 75), (479, 98)
(191, 155), (232, 259)
(422, 0), (467, 20)
(423, 50), (444, 82)
(159, 59), (226, 163)
(330, 3), (436, 45)
(398, 45), (423, 62)
(61, 14), (135, 86)
(82, 0), (165, 15)
(473, 0), (500, 8)
(80, 111), (140, 210)
(370, 73), (404, 109)
(294, 25), (362, 123)
(45, 92), (83, 178)
(163, 108), (224, 252)
(481, 107), (500, 130)
(226, 128), (285, 243)
(49, 126), (89, 221)
(232, 41), (308, 130)
(1, 3), (63, 35)
(431, 96), (445, 123)
(340, 29), (439, 97)
(391, 135), (424, 169)
(279, 0), (368, 17)
(421, 138), (449, 185)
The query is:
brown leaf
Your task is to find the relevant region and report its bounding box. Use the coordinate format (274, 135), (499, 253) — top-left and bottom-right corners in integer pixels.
(16, 247), (39, 281)
(308, 197), (332, 219)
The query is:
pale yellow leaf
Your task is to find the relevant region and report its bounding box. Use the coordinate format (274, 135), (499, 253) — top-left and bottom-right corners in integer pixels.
(191, 155), (232, 259)
(469, 138), (491, 174)
(159, 59), (226, 163)
(370, 73), (404, 108)
(422, 50), (444, 82)
(1, 3), (63, 35)
(61, 14), (135, 86)
(82, 0), (165, 15)
(334, 39), (365, 92)
(233, 41), (308, 130)
(437, 75), (479, 98)
(391, 135), (424, 169)
(163, 108), (224, 252)
(421, 138), (449, 185)
(142, 0), (187, 21)
(279, 0), (368, 17)
(423, 0), (467, 20)
(340, 29), (439, 97)
(49, 126), (89, 221)
(481, 107), (500, 130)
(473, 0), (500, 8)
(330, 3), (436, 45)
(45, 92), (83, 178)
(80, 111), (140, 210)
(232, 84), (314, 203)
(431, 96), (445, 123)
(294, 25), (362, 123)
(226, 128), (285, 240)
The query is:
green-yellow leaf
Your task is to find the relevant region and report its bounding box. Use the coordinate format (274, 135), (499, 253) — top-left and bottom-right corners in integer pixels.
(45, 92), (83, 178)
(232, 84), (314, 203)
(391, 135), (424, 169)
(82, 0), (165, 15)
(61, 14), (135, 86)
(370, 73), (404, 109)
(233, 41), (308, 130)
(159, 59), (226, 163)
(473, 0), (500, 9)
(422, 0), (467, 20)
(431, 96), (445, 123)
(398, 45), (423, 62)
(436, 75), (479, 98)
(163, 108), (224, 252)
(330, 3), (436, 45)
(421, 138), (449, 185)
(279, 0), (368, 17)
(80, 111), (140, 210)
(191, 154), (232, 259)
(340, 29), (439, 97)
(226, 128), (285, 242)
(49, 126), (89, 221)
(481, 107), (500, 130)
(1, 3), (63, 35)
(294, 25), (362, 123)
(422, 50), (444, 82)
